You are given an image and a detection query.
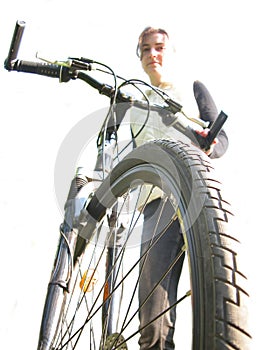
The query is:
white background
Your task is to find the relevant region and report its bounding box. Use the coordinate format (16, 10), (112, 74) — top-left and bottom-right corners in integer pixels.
(0, 0), (261, 348)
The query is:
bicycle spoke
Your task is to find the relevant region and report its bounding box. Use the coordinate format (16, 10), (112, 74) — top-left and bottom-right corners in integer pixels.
(115, 290), (192, 349)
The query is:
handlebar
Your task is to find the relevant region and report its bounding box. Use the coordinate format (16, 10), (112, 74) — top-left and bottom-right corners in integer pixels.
(4, 20), (227, 152)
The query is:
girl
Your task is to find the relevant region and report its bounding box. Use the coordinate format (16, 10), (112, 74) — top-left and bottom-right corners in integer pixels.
(133, 26), (228, 350)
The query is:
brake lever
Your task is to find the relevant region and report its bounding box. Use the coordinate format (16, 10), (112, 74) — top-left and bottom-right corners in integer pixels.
(36, 53), (92, 71)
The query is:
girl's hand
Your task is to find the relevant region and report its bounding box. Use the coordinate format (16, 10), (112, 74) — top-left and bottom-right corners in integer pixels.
(195, 129), (218, 156)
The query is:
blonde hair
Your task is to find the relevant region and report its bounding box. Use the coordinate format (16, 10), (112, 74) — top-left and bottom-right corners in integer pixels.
(136, 26), (169, 59)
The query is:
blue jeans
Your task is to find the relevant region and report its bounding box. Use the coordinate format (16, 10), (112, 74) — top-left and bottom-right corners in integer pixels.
(139, 198), (185, 350)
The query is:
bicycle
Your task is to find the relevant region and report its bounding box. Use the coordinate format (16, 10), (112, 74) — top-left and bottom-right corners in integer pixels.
(5, 20), (251, 349)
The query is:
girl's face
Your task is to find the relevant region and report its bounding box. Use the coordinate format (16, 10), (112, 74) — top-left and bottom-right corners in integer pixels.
(140, 32), (170, 80)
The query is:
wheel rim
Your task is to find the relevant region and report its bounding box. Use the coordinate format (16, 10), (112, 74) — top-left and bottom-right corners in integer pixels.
(51, 162), (195, 349)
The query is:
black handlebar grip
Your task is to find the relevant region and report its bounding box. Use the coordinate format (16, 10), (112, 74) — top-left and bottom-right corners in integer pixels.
(15, 60), (62, 78)
(207, 111), (228, 145)
(192, 110), (228, 151)
(5, 20), (26, 70)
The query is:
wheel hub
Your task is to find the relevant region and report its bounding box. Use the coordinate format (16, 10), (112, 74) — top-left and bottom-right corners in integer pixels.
(103, 333), (128, 350)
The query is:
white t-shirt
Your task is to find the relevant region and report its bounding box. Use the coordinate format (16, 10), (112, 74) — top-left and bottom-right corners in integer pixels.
(130, 81), (199, 147)
(129, 81), (199, 207)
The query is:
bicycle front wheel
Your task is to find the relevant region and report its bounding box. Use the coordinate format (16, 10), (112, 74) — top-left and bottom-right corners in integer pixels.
(38, 139), (251, 349)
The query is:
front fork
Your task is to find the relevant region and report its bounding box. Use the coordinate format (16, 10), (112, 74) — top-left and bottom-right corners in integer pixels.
(38, 138), (117, 349)
(37, 168), (95, 350)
